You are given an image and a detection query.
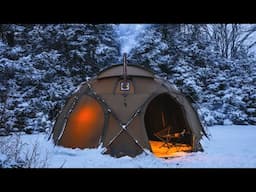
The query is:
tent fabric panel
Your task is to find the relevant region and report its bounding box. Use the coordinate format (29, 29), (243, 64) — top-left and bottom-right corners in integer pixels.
(102, 114), (122, 146)
(52, 95), (77, 143)
(73, 82), (91, 95)
(92, 78), (136, 95)
(105, 131), (144, 157)
(99, 94), (149, 123)
(178, 96), (203, 145)
(53, 84), (90, 143)
(58, 95), (104, 148)
(126, 115), (151, 150)
(98, 65), (154, 79)
(92, 77), (166, 95)
(154, 78), (180, 94)
(132, 77), (163, 94)
(91, 78), (118, 94)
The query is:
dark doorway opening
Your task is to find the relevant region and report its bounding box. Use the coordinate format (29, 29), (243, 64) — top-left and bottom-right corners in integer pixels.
(144, 93), (192, 157)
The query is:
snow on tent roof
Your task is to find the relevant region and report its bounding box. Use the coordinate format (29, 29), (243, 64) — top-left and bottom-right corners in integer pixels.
(97, 64), (154, 79)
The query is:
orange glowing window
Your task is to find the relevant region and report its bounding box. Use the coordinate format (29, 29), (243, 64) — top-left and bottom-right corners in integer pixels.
(59, 95), (104, 149)
(75, 104), (100, 128)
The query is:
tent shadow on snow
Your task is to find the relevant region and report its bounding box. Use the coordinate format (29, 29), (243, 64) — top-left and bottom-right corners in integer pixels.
(50, 56), (207, 158)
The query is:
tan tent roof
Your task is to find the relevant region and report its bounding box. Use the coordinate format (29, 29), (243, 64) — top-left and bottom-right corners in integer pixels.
(97, 64), (154, 79)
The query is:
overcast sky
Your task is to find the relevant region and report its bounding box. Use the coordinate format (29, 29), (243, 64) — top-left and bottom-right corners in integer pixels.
(116, 24), (256, 56)
(116, 24), (149, 54)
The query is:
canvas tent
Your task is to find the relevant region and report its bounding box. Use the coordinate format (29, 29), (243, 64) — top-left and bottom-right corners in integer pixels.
(51, 61), (206, 158)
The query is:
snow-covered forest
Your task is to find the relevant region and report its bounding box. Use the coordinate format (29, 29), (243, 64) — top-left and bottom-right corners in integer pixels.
(0, 24), (256, 136)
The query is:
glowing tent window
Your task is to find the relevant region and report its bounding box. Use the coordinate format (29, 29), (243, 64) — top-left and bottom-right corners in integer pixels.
(59, 95), (104, 149)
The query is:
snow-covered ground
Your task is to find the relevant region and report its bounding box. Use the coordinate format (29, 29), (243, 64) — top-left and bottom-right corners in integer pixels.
(1, 125), (256, 168)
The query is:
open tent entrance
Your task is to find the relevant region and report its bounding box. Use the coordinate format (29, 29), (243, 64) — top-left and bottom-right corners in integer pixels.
(144, 94), (192, 157)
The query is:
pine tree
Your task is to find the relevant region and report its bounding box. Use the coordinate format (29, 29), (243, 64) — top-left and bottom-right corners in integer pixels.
(0, 24), (121, 134)
(129, 24), (256, 126)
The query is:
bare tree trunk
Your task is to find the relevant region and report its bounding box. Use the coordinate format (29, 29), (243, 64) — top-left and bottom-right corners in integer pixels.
(208, 24), (256, 59)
